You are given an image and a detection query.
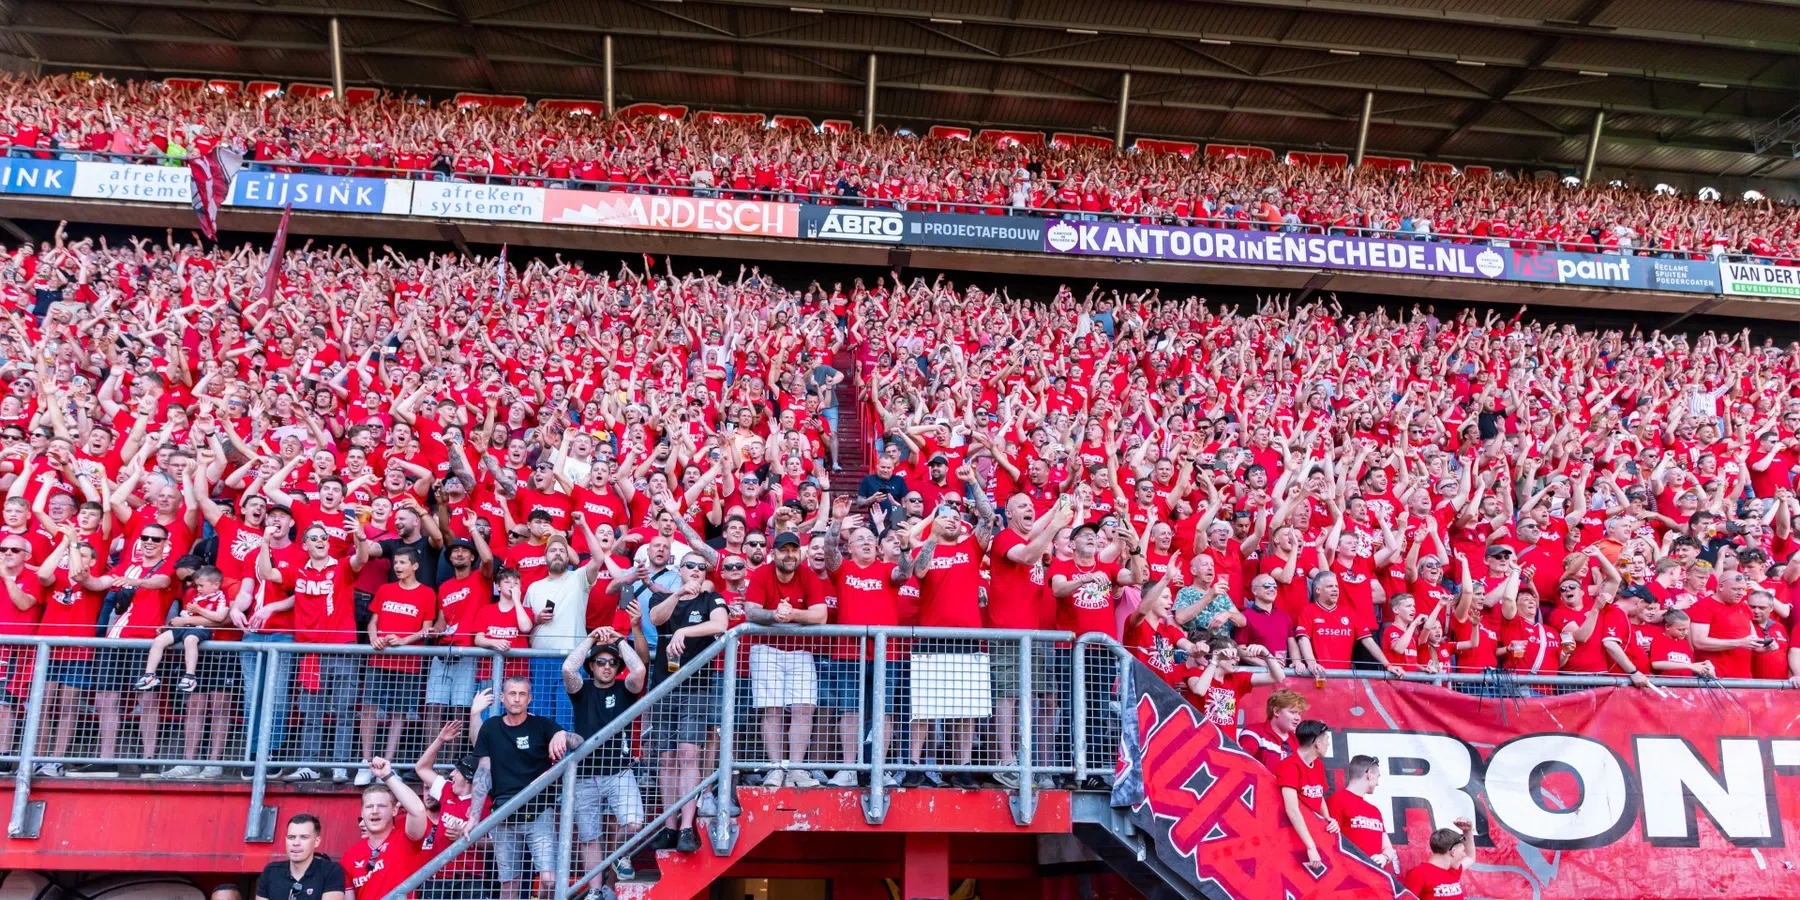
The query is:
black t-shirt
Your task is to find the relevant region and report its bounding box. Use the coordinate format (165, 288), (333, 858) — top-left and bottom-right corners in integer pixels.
(379, 534), (443, 590)
(650, 590), (726, 685)
(255, 855), (345, 900)
(472, 713), (563, 810)
(569, 677), (639, 776)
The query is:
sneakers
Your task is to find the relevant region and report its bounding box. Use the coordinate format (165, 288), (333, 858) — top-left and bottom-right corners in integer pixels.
(698, 792), (716, 817)
(117, 764), (143, 779)
(284, 767), (321, 782)
(161, 764), (204, 779)
(133, 674), (159, 692)
(353, 768), (375, 787)
(614, 856), (637, 881)
(949, 772), (982, 790)
(761, 769), (785, 789)
(881, 771), (901, 788)
(33, 762), (62, 777)
(1034, 774), (1056, 791)
(897, 769), (928, 788)
(65, 763), (113, 777)
(647, 828), (679, 851)
(331, 768), (350, 784)
(991, 770), (1021, 790)
(675, 827), (701, 854)
(176, 674), (198, 693)
(200, 766), (224, 779)
(827, 769), (859, 787)
(923, 770), (947, 789)
(785, 768), (820, 788)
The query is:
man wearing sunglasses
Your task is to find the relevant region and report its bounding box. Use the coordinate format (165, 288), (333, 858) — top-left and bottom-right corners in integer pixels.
(254, 813), (344, 900)
(562, 627), (647, 899)
(81, 525), (174, 776)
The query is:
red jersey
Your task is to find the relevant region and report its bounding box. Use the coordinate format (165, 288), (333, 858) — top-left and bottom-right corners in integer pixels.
(987, 528), (1048, 630)
(1403, 862), (1466, 898)
(369, 582), (437, 673)
(918, 537), (985, 630)
(289, 556), (357, 643)
(1050, 557), (1123, 638)
(1274, 752), (1328, 817)
(1329, 789), (1387, 858)
(342, 824), (428, 900)
(1687, 595), (1755, 678)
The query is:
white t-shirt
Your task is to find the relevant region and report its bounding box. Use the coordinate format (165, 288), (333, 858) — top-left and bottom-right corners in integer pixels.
(523, 568), (593, 652)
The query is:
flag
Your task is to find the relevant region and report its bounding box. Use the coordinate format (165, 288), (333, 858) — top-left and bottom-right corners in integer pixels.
(257, 204), (292, 305)
(496, 244), (508, 301)
(187, 144), (243, 241)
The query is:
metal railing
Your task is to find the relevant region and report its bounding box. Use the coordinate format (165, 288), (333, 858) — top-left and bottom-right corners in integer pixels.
(19, 145), (1800, 266)
(0, 626), (1791, 896)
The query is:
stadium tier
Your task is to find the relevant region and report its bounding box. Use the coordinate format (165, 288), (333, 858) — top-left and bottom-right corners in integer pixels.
(0, 220), (1791, 899)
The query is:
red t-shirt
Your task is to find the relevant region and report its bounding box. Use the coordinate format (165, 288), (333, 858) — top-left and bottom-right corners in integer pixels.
(1687, 595), (1755, 678)
(1329, 789), (1387, 858)
(1275, 752), (1328, 817)
(1125, 617), (1189, 689)
(918, 536), (985, 629)
(1196, 669), (1253, 731)
(289, 556), (357, 643)
(1295, 602), (1373, 667)
(986, 528), (1049, 630)
(436, 571), (492, 648)
(1050, 557), (1124, 638)
(370, 582), (437, 673)
(1403, 861), (1466, 898)
(342, 824), (429, 900)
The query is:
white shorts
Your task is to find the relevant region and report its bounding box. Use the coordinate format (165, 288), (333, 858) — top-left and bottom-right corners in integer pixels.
(574, 769), (644, 842)
(749, 645), (818, 708)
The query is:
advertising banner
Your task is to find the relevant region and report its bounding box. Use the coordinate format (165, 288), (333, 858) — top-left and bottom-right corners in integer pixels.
(229, 171), (413, 216)
(1503, 249), (1723, 293)
(1209, 679), (1800, 900)
(543, 190), (799, 237)
(1722, 261), (1800, 298)
(0, 158), (76, 196)
(411, 181), (545, 222)
(801, 205), (907, 243)
(71, 161), (193, 203)
(1114, 663), (1408, 900)
(1043, 219), (1507, 279)
(907, 211), (1045, 251)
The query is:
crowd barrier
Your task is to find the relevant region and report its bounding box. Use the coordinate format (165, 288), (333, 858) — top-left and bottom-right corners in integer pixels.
(5, 155), (1795, 297)
(0, 628), (1793, 899)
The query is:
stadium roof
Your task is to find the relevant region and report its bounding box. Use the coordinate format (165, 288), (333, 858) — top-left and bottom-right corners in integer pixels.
(5, 0), (1800, 180)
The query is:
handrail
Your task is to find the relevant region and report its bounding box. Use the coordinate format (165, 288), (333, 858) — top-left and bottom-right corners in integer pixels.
(380, 632), (733, 900)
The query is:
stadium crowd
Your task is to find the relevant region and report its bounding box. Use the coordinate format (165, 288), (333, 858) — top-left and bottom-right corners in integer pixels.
(4, 72), (1800, 260)
(0, 216), (1794, 892)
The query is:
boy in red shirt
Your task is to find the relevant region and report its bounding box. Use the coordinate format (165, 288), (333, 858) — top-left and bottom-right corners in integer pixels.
(357, 546), (437, 785)
(1329, 754), (1397, 870)
(1403, 818), (1477, 898)
(1276, 719), (1337, 867)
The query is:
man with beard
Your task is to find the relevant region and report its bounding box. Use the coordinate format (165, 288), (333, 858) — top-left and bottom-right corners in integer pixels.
(521, 534), (611, 729)
(986, 493), (1071, 789)
(745, 531), (827, 787)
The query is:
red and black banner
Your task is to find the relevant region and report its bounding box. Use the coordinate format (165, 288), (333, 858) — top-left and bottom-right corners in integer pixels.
(1112, 662), (1412, 900)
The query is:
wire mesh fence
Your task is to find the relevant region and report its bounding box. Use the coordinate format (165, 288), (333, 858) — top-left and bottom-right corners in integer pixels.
(3, 628), (1793, 896)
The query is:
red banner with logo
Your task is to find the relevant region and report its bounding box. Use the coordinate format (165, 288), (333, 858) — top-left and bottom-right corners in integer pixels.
(542, 190), (800, 238)
(1237, 679), (1800, 900)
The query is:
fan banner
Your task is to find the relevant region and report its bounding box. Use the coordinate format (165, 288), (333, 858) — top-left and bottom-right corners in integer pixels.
(1112, 661), (1412, 900)
(1215, 678), (1800, 900)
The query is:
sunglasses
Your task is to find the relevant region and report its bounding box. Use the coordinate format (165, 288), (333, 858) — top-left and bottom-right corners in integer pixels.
(139, 535), (166, 544)
(744, 542), (767, 548)
(723, 563), (747, 570)
(681, 562), (710, 571)
(0, 547), (25, 555)
(590, 657), (620, 668)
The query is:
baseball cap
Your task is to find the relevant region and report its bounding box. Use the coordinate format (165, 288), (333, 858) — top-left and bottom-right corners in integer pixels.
(773, 531), (803, 549)
(448, 537), (477, 552)
(1485, 545), (1514, 558)
(928, 453), (948, 465)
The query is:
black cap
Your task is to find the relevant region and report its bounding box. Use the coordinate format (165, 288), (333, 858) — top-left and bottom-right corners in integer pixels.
(928, 453), (949, 465)
(1486, 544), (1514, 558)
(448, 537), (477, 553)
(773, 531), (803, 549)
(455, 754), (479, 779)
(587, 643), (622, 667)
(265, 503), (293, 517)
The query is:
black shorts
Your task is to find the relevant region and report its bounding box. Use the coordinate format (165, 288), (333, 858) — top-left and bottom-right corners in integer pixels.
(194, 645), (239, 693)
(648, 672), (719, 754)
(93, 647), (149, 693)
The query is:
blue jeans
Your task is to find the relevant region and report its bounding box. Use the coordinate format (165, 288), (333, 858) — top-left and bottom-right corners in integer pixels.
(240, 633), (293, 762)
(528, 655), (575, 731)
